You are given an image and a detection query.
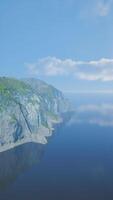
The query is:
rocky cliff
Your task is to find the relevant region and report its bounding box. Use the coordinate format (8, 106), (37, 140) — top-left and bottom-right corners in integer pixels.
(0, 77), (69, 152)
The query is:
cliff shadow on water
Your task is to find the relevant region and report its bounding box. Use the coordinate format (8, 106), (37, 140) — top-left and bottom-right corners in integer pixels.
(0, 143), (45, 191)
(0, 111), (73, 192)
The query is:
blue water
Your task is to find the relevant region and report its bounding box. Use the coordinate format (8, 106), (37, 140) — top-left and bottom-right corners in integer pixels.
(0, 94), (113, 200)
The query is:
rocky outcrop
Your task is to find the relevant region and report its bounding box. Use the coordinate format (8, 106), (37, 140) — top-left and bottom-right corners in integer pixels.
(0, 77), (69, 152)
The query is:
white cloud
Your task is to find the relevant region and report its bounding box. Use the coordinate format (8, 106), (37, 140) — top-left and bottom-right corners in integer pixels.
(26, 57), (76, 76)
(76, 69), (113, 81)
(88, 58), (113, 66)
(26, 56), (113, 81)
(80, 0), (113, 19)
(96, 1), (112, 16)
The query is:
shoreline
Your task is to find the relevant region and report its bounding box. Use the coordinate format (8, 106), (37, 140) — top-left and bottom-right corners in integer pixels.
(0, 137), (47, 154)
(0, 117), (63, 154)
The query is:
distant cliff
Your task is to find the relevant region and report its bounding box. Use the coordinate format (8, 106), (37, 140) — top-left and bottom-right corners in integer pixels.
(0, 77), (69, 152)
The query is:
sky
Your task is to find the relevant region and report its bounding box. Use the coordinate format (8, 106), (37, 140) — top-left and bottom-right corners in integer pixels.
(0, 0), (113, 92)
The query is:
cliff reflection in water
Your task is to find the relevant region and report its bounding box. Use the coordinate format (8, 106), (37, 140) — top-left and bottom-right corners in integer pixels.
(0, 143), (45, 190)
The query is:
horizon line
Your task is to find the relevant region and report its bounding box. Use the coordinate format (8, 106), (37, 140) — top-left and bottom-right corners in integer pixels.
(63, 90), (113, 94)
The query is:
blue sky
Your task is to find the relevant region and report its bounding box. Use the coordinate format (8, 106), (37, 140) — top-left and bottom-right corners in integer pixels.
(0, 0), (113, 92)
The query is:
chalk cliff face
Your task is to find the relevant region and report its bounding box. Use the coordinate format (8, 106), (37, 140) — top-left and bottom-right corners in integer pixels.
(0, 77), (69, 152)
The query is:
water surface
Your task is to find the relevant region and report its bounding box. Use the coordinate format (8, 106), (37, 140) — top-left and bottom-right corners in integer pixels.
(0, 94), (113, 200)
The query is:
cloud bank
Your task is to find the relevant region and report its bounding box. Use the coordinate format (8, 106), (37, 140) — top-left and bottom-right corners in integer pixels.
(26, 57), (113, 82)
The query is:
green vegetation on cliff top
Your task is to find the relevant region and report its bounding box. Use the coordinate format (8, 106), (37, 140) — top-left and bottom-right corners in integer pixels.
(0, 77), (31, 95)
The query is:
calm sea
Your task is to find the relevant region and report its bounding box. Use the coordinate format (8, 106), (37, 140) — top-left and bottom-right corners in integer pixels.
(0, 93), (113, 200)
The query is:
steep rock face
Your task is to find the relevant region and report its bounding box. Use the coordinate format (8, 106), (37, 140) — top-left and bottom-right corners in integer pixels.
(0, 77), (69, 152)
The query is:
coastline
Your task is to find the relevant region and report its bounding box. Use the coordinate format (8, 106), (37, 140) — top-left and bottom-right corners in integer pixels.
(0, 137), (46, 154)
(0, 117), (62, 153)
